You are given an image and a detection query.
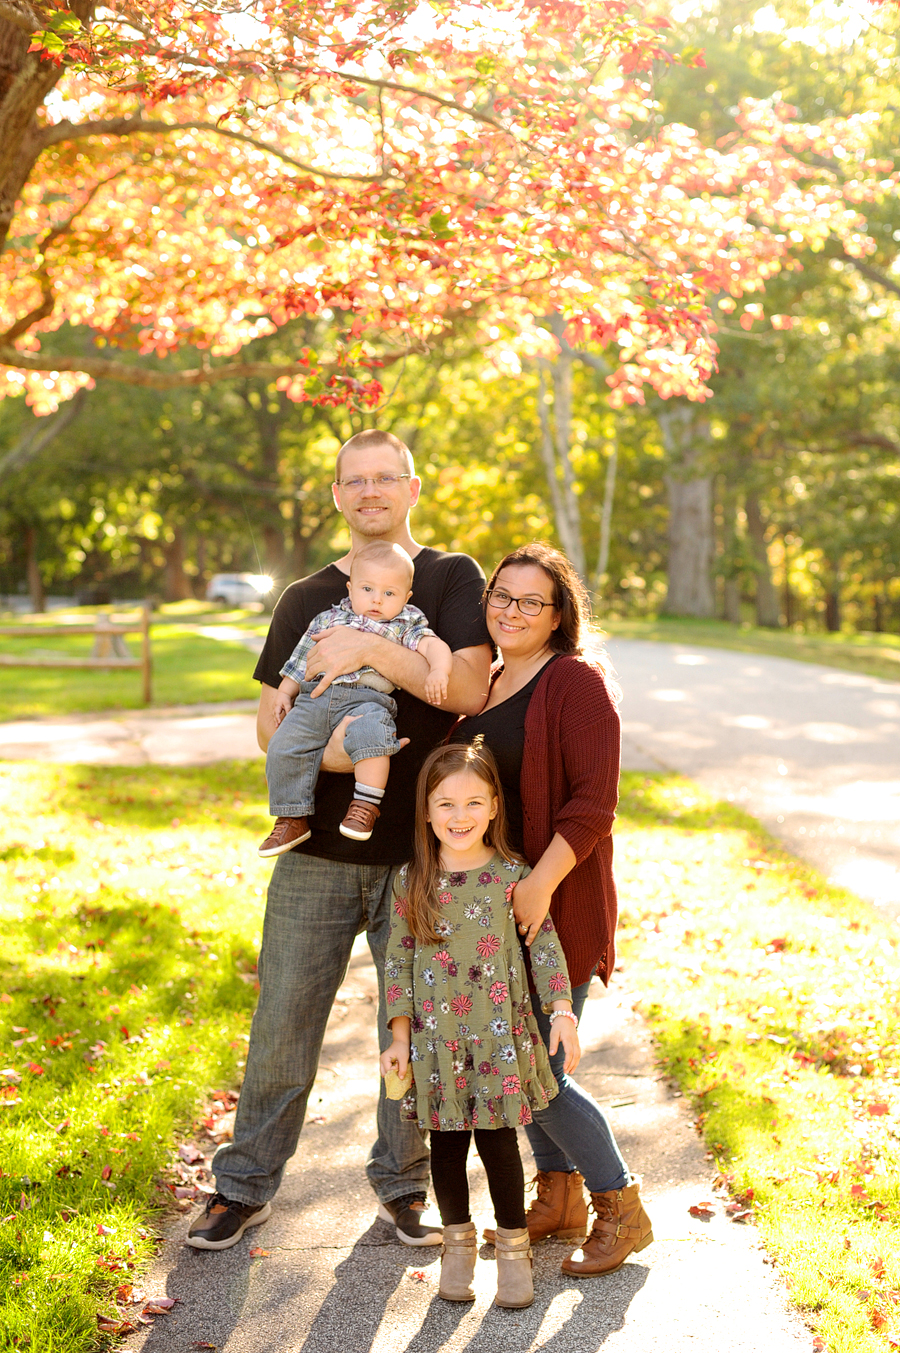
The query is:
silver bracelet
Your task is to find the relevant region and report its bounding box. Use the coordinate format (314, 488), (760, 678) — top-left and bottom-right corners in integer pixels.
(548, 1009), (578, 1028)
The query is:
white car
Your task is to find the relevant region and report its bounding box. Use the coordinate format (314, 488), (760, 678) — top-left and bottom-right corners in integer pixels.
(206, 573), (275, 606)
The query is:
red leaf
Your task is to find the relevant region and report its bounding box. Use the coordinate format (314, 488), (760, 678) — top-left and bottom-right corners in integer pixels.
(101, 1165), (113, 1180)
(867, 1102), (889, 1116)
(688, 1201), (716, 1219)
(249, 1247), (270, 1257)
(26, 1063), (44, 1076)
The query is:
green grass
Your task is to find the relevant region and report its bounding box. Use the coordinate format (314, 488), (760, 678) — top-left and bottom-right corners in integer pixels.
(0, 761), (272, 1350)
(615, 772), (900, 1353)
(602, 616), (900, 684)
(0, 604), (267, 718)
(2, 762), (898, 1351)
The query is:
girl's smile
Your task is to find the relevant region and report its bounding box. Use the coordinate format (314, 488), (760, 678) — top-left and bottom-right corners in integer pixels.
(426, 770), (498, 870)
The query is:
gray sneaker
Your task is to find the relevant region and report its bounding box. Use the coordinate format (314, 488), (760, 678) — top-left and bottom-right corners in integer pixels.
(186, 1193), (272, 1250)
(377, 1194), (442, 1246)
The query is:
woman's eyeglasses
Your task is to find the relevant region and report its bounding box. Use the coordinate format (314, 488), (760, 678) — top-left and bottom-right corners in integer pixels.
(485, 589), (555, 618)
(335, 474), (411, 491)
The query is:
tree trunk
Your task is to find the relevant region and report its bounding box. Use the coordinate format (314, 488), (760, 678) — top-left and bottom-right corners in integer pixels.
(659, 405), (715, 617)
(744, 492), (780, 627)
(723, 579), (742, 624)
(535, 358), (585, 576)
(594, 438), (617, 593)
(825, 585), (841, 632)
(23, 523), (45, 612)
(162, 525), (193, 601)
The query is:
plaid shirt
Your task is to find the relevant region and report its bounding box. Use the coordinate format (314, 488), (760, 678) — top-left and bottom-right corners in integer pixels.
(280, 597), (436, 687)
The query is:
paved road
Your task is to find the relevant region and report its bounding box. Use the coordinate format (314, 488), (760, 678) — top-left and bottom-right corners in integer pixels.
(2, 638), (897, 914)
(607, 638), (900, 917)
(130, 942), (810, 1353)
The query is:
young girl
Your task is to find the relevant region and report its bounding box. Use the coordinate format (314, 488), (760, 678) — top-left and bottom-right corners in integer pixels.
(380, 742), (580, 1308)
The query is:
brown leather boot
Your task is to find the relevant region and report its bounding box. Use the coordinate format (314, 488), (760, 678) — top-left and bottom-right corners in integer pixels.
(484, 1170), (588, 1245)
(438, 1221), (477, 1301)
(560, 1175), (653, 1277)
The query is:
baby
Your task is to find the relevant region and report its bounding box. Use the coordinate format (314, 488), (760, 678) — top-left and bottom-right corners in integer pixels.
(259, 541), (453, 855)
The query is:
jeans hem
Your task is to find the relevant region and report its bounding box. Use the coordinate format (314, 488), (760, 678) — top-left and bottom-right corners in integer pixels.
(211, 1180), (274, 1209)
(349, 745), (399, 763)
(269, 805), (314, 817)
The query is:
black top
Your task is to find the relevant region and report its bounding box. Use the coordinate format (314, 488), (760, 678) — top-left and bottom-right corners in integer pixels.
(448, 656), (561, 853)
(254, 547), (490, 865)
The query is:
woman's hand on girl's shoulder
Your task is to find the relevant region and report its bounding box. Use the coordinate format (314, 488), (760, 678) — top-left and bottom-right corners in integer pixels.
(511, 872), (552, 946)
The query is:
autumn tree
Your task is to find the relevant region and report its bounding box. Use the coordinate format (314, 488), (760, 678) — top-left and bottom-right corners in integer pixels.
(0, 0), (883, 424)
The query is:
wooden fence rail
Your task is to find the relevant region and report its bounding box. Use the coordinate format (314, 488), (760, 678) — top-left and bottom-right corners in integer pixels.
(0, 604), (152, 704)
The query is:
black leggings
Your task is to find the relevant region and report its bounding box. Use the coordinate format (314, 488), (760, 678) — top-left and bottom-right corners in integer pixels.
(429, 1127), (526, 1230)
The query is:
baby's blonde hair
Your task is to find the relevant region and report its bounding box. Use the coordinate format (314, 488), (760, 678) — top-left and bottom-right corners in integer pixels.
(350, 541), (414, 588)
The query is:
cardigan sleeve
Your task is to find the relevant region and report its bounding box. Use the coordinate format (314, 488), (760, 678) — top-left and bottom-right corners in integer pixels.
(549, 664), (621, 867)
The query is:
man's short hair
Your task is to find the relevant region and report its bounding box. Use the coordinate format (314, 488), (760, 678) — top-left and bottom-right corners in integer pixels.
(335, 430), (415, 483)
(350, 541), (415, 588)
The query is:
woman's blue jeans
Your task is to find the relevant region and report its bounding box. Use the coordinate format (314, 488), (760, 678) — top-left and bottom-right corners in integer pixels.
(524, 981), (629, 1194)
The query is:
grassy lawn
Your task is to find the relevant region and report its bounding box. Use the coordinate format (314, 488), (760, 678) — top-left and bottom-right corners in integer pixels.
(614, 775), (900, 1353)
(603, 616), (900, 685)
(0, 604), (267, 719)
(1, 762), (897, 1351)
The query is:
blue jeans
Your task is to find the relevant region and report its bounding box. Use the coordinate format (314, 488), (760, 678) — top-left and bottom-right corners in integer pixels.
(212, 851), (430, 1207)
(266, 681), (399, 817)
(524, 981), (629, 1194)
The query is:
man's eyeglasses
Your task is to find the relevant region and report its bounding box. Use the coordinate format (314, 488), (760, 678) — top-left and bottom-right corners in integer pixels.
(334, 474), (411, 491)
(485, 589), (556, 618)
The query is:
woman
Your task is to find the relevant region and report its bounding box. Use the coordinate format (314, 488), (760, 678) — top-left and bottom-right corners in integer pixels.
(448, 543), (652, 1277)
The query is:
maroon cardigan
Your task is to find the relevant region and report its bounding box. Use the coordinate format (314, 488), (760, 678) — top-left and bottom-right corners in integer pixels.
(521, 654), (620, 987)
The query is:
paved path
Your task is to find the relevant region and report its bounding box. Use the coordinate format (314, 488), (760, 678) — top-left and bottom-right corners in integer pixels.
(130, 942), (810, 1353)
(606, 638), (900, 917)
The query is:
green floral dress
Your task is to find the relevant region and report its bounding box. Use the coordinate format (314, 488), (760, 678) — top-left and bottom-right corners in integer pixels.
(385, 853), (573, 1131)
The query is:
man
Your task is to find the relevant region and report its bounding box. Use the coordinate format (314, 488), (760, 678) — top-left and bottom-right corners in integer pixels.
(187, 429), (491, 1250)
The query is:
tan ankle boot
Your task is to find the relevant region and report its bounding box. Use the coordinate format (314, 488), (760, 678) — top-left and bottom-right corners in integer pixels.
(561, 1175), (653, 1277)
(483, 1170), (588, 1244)
(495, 1226), (533, 1309)
(438, 1222), (477, 1301)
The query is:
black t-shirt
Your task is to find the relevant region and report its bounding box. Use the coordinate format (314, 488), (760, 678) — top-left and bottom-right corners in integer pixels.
(448, 656), (560, 853)
(254, 547), (490, 865)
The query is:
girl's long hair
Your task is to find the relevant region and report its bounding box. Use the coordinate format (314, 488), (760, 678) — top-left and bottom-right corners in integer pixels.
(405, 742), (521, 943)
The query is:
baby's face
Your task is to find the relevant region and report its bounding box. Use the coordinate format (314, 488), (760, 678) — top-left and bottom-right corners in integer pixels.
(347, 564), (412, 622)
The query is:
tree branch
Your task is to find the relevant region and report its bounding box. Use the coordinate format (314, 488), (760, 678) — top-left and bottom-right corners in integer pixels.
(0, 386), (88, 480)
(38, 117), (385, 182)
(0, 349), (405, 389)
(841, 252), (900, 299)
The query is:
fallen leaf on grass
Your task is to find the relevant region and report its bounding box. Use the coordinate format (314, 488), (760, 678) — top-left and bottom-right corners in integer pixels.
(867, 1102), (889, 1116)
(97, 1317), (136, 1335)
(688, 1201), (716, 1220)
(248, 1247), (270, 1258)
(101, 1165), (113, 1180)
(0, 1068), (22, 1083)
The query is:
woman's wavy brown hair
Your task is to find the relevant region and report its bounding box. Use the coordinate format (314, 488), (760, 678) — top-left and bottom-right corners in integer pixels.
(404, 742), (521, 943)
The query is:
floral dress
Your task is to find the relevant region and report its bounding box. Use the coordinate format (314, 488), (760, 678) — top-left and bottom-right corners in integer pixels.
(384, 853), (573, 1131)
